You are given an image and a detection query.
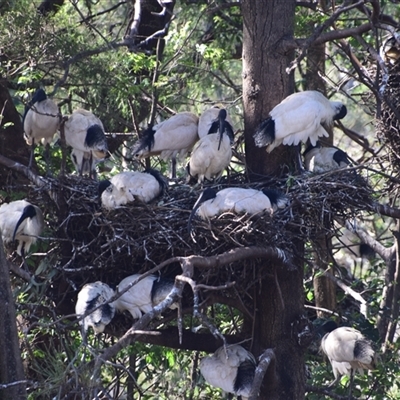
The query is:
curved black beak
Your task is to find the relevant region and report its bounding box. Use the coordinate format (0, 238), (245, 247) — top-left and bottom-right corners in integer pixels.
(13, 205), (36, 241)
(217, 109), (227, 151)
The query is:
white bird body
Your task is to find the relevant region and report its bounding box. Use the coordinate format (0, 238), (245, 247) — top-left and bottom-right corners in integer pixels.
(187, 133), (232, 184)
(304, 144), (350, 173)
(200, 344), (256, 399)
(114, 274), (175, 320)
(0, 200), (44, 256)
(132, 112), (199, 161)
(23, 89), (59, 146)
(75, 282), (116, 339)
(198, 106), (234, 139)
(321, 326), (376, 381)
(254, 91), (347, 153)
(64, 109), (108, 174)
(99, 170), (167, 209)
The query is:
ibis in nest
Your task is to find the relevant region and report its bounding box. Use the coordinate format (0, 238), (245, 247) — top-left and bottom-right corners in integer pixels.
(198, 106), (234, 140)
(114, 274), (176, 320)
(320, 323), (376, 389)
(188, 187), (288, 233)
(199, 344), (256, 399)
(303, 142), (351, 173)
(254, 91), (347, 153)
(187, 109), (234, 184)
(98, 169), (167, 209)
(132, 112), (199, 178)
(75, 281), (116, 342)
(64, 109), (108, 178)
(0, 200), (44, 257)
(23, 88), (60, 168)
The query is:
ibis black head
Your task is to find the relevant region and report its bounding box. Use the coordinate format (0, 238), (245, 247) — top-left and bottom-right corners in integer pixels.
(98, 179), (112, 197)
(23, 88), (48, 122)
(13, 204), (37, 241)
(333, 104), (347, 120)
(332, 149), (351, 166)
(187, 188), (217, 235)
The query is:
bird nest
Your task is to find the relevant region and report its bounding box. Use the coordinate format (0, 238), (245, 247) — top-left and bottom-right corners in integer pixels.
(12, 166), (373, 319)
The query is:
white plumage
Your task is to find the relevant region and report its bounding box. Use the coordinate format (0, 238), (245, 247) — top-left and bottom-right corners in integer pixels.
(132, 112), (199, 168)
(254, 91), (347, 153)
(75, 281), (116, 340)
(64, 109), (108, 177)
(114, 274), (176, 320)
(0, 200), (44, 256)
(200, 344), (256, 399)
(198, 106), (234, 139)
(304, 143), (350, 172)
(321, 326), (376, 385)
(98, 169), (167, 209)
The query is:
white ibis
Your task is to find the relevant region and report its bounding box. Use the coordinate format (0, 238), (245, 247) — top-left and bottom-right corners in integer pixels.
(114, 274), (176, 320)
(0, 200), (44, 257)
(187, 109), (234, 184)
(64, 109), (108, 178)
(303, 142), (351, 173)
(188, 187), (288, 233)
(254, 91), (347, 153)
(199, 344), (256, 399)
(198, 106), (234, 140)
(75, 281), (116, 341)
(98, 169), (167, 209)
(23, 88), (60, 168)
(132, 112), (199, 178)
(321, 324), (376, 388)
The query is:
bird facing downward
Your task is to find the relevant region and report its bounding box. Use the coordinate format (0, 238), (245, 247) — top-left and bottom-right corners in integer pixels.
(303, 142), (351, 173)
(0, 200), (44, 257)
(254, 91), (347, 153)
(75, 281), (116, 341)
(114, 274), (176, 320)
(321, 324), (376, 386)
(199, 344), (256, 399)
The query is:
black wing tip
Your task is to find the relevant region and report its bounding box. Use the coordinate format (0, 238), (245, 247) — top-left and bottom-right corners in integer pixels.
(144, 168), (168, 194)
(98, 179), (112, 196)
(253, 117), (275, 148)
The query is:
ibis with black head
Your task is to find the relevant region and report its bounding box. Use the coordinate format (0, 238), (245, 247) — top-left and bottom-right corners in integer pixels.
(304, 142), (351, 173)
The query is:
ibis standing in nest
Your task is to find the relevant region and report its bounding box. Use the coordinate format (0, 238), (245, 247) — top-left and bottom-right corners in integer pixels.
(75, 281), (116, 342)
(64, 109), (108, 179)
(98, 169), (167, 209)
(187, 109), (234, 184)
(320, 322), (376, 393)
(199, 344), (256, 399)
(114, 274), (176, 320)
(303, 142), (351, 172)
(254, 91), (347, 153)
(23, 88), (60, 169)
(188, 187), (288, 233)
(198, 105), (234, 139)
(0, 200), (44, 258)
(132, 112), (199, 178)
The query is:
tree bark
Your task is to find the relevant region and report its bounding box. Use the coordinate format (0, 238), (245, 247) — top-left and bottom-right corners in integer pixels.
(242, 1), (306, 399)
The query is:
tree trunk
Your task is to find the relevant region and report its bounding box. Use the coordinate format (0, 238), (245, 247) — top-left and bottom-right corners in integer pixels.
(242, 1), (306, 399)
(0, 238), (27, 400)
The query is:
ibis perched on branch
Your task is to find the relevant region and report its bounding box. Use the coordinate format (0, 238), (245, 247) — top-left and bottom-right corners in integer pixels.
(187, 109), (234, 184)
(75, 281), (116, 341)
(188, 187), (288, 233)
(254, 91), (347, 153)
(303, 142), (351, 173)
(98, 169), (167, 209)
(199, 344), (256, 399)
(132, 112), (199, 178)
(0, 200), (44, 257)
(23, 88), (60, 168)
(320, 323), (376, 388)
(114, 274), (176, 320)
(64, 109), (108, 178)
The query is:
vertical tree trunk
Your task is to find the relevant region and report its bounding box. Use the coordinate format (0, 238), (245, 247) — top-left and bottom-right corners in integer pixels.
(242, 1), (305, 399)
(0, 238), (27, 400)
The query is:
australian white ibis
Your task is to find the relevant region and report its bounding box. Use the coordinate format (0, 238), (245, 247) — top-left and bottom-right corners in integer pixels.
(23, 88), (60, 168)
(98, 169), (167, 209)
(75, 281), (116, 341)
(64, 109), (108, 178)
(254, 91), (347, 153)
(303, 142), (351, 172)
(199, 344), (256, 399)
(0, 200), (44, 257)
(132, 112), (199, 178)
(114, 274), (176, 320)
